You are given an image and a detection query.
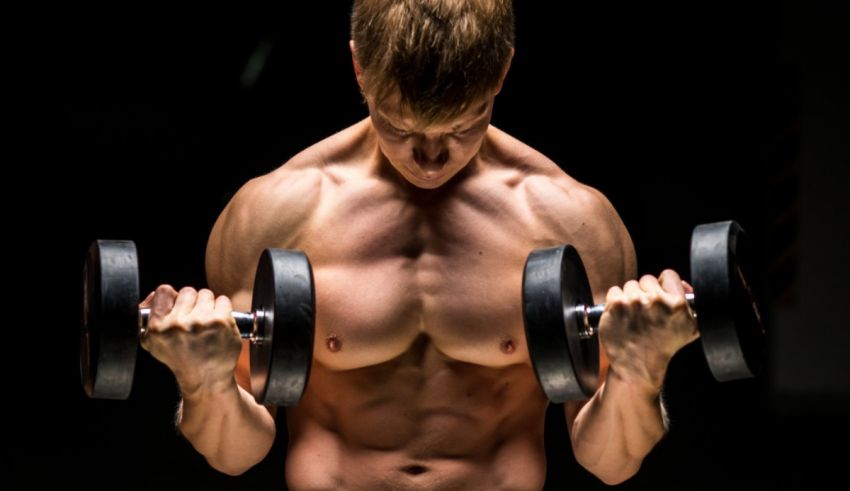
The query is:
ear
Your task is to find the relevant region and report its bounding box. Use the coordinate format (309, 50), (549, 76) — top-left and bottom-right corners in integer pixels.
(492, 47), (515, 96)
(350, 40), (364, 90)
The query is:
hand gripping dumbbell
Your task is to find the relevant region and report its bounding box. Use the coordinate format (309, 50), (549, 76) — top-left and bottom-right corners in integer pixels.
(522, 221), (766, 402)
(81, 240), (315, 406)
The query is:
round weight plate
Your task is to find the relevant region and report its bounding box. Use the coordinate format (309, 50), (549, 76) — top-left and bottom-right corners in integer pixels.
(523, 244), (599, 402)
(691, 221), (765, 381)
(81, 240), (140, 399)
(250, 249), (315, 406)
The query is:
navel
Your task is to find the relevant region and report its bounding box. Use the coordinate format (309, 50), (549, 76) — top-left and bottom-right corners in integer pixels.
(400, 464), (429, 476)
(500, 338), (516, 354)
(326, 334), (342, 352)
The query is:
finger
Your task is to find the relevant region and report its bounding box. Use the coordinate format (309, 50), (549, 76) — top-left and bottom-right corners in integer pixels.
(659, 270), (686, 297)
(214, 294), (234, 318)
(139, 291), (156, 309)
(604, 286), (625, 315)
(638, 274), (664, 296)
(151, 284), (178, 319)
(171, 286), (199, 317)
(605, 285), (624, 303)
(635, 274), (678, 325)
(681, 280), (694, 294)
(622, 279), (645, 303)
(194, 289), (216, 314)
(214, 295), (239, 334)
(658, 271), (691, 314)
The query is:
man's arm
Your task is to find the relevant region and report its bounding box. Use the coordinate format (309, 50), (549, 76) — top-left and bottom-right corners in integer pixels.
(528, 176), (670, 484)
(173, 168), (322, 475)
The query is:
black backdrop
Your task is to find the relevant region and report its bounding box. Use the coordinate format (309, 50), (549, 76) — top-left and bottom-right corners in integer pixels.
(15, 2), (849, 489)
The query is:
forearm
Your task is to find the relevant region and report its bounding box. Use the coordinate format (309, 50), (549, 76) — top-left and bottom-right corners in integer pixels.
(177, 379), (276, 476)
(568, 371), (667, 485)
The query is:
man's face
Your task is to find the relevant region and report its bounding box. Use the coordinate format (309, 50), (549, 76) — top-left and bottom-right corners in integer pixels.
(367, 93), (495, 189)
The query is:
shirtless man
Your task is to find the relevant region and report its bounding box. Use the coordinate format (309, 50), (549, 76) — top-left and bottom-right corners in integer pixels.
(140, 1), (698, 489)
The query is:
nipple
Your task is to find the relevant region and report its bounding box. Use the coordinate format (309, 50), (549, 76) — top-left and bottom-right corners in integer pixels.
(326, 335), (342, 353)
(500, 338), (516, 354)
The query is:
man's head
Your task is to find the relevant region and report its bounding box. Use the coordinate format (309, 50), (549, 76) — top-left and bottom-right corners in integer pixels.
(350, 0), (515, 188)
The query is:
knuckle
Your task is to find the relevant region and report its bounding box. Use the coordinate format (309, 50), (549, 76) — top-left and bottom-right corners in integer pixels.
(179, 286), (197, 296)
(626, 296), (643, 308)
(156, 284), (175, 294)
(211, 313), (233, 327)
(178, 316), (206, 333)
(151, 319), (187, 335)
(183, 314), (229, 334)
(649, 298), (672, 315)
(604, 300), (627, 318)
(645, 292), (661, 305)
(146, 317), (169, 332)
(185, 318), (205, 333)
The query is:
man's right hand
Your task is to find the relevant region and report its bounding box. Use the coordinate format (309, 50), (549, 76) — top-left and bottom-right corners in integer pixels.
(139, 285), (243, 396)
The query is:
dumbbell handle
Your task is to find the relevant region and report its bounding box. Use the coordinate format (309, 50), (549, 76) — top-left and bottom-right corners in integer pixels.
(580, 292), (695, 339)
(138, 308), (262, 341)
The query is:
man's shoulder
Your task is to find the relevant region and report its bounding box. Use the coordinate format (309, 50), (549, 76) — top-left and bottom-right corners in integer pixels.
(205, 150), (333, 290)
(486, 126), (614, 221)
(521, 171), (612, 221)
(229, 119), (374, 218)
(487, 128), (632, 271)
(226, 166), (324, 228)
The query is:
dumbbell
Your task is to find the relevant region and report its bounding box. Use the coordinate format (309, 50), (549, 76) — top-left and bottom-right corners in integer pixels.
(81, 240), (315, 406)
(522, 220), (765, 402)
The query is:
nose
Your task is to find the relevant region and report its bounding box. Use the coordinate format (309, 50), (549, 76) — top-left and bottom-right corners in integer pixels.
(413, 136), (448, 166)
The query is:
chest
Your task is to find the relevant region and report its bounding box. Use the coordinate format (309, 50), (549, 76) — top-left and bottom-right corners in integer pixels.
(302, 184), (536, 370)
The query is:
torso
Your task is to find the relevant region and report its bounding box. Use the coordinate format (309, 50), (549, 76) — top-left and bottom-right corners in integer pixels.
(227, 119), (626, 490)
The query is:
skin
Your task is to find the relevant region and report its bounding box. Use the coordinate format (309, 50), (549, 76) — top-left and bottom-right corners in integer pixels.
(139, 44), (698, 490)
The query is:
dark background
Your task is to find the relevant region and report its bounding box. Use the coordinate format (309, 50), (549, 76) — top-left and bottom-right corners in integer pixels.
(15, 1), (849, 489)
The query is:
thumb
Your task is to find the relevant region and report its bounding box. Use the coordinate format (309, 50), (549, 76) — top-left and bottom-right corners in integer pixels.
(139, 291), (156, 309)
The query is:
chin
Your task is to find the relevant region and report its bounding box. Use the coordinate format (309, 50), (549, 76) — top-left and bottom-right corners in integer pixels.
(402, 164), (463, 190)
(407, 179), (446, 190)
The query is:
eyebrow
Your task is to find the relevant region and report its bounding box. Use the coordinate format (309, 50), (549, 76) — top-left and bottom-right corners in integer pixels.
(377, 111), (404, 127)
(471, 101), (488, 117)
(378, 101), (489, 131)
(450, 102), (489, 131)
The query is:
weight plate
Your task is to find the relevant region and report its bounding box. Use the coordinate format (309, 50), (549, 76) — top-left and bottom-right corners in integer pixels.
(250, 249), (315, 406)
(691, 221), (765, 381)
(81, 240), (140, 399)
(523, 244), (599, 402)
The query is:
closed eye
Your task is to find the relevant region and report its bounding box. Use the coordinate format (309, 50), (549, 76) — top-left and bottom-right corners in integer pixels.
(388, 123), (412, 137)
(451, 127), (477, 138)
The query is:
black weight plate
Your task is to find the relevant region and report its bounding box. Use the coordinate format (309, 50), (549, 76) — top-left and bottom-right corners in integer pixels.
(251, 249), (315, 406)
(81, 240), (140, 399)
(691, 221), (765, 381)
(523, 245), (599, 402)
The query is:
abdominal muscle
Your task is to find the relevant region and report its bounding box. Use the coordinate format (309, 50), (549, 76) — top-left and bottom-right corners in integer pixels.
(283, 337), (549, 491)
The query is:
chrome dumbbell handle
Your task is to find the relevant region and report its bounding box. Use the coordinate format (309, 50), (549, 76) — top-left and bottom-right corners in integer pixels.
(138, 308), (263, 341)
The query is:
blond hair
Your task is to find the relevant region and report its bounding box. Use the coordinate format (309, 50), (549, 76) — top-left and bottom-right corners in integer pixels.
(351, 0), (514, 125)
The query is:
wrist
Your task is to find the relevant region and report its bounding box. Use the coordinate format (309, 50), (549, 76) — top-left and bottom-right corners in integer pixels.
(605, 358), (669, 397)
(178, 375), (240, 404)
